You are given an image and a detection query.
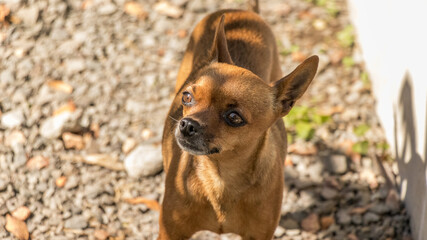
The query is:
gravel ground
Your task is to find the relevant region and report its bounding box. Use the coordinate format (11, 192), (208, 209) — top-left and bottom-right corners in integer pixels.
(0, 0), (412, 239)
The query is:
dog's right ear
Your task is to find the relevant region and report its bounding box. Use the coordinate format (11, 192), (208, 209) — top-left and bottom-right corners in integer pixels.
(210, 15), (234, 65)
(273, 56), (319, 116)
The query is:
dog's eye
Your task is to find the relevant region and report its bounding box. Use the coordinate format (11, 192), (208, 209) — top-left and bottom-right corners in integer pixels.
(224, 111), (246, 127)
(182, 92), (194, 106)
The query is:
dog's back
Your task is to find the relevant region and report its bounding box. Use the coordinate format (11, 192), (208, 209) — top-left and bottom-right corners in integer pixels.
(175, 9), (282, 93)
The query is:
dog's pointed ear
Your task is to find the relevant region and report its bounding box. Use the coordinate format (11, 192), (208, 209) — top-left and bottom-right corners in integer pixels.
(273, 56), (319, 116)
(210, 15), (234, 65)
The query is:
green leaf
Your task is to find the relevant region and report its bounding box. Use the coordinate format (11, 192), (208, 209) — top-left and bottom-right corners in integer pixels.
(284, 106), (310, 127)
(337, 25), (354, 48)
(376, 141), (390, 151)
(313, 113), (331, 125)
(354, 124), (370, 137)
(342, 56), (355, 68)
(361, 71), (370, 87)
(287, 133), (294, 144)
(295, 122), (315, 140)
(352, 141), (369, 155)
(325, 0), (339, 16)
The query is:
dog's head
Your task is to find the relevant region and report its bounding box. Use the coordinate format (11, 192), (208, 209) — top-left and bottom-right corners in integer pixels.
(175, 15), (318, 156)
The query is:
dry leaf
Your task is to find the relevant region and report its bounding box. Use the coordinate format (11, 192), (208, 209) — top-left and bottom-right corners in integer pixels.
(47, 80), (73, 94)
(12, 206), (31, 221)
(53, 101), (76, 116)
(56, 176), (67, 188)
(94, 229), (109, 240)
(124, 1), (147, 19)
(329, 49), (345, 65)
(81, 0), (94, 10)
(26, 156), (49, 170)
(337, 139), (354, 156)
(122, 138), (137, 154)
(157, 48), (165, 57)
(61, 153), (125, 171)
(83, 154), (124, 171)
(90, 122), (100, 138)
(177, 29), (187, 38)
(298, 10), (314, 20)
(62, 132), (85, 150)
(347, 233), (359, 240)
(5, 214), (29, 240)
(124, 197), (161, 211)
(288, 142), (318, 155)
(320, 215), (334, 230)
(154, 1), (183, 19)
(318, 105), (344, 116)
(0, 4), (10, 23)
(324, 176), (342, 190)
(9, 15), (21, 24)
(291, 51), (306, 62)
(350, 205), (370, 214)
(284, 156), (293, 167)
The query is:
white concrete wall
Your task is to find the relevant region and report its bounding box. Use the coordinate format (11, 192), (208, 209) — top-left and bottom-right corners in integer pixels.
(347, 0), (427, 239)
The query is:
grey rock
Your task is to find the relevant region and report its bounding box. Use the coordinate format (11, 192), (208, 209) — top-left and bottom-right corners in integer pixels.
(0, 70), (14, 85)
(286, 229), (301, 236)
(363, 212), (380, 224)
(124, 144), (163, 177)
(315, 200), (336, 215)
(64, 215), (88, 229)
(321, 187), (338, 200)
(369, 202), (390, 215)
(64, 175), (79, 189)
(1, 110), (25, 129)
(351, 214), (362, 225)
(98, 3), (117, 15)
(274, 226), (286, 238)
(336, 209), (351, 225)
(85, 184), (104, 199)
(187, 0), (207, 12)
(306, 161), (323, 181)
(281, 218), (299, 230)
(65, 58), (85, 75)
(284, 166), (299, 182)
(17, 6), (39, 25)
(40, 112), (73, 139)
(323, 154), (348, 174)
(0, 178), (8, 191)
(12, 144), (27, 169)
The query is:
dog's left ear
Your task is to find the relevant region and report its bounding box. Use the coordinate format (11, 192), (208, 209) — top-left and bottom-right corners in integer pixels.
(210, 15), (234, 65)
(273, 56), (319, 116)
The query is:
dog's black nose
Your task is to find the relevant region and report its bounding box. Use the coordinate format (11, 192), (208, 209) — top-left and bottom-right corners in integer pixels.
(179, 118), (200, 137)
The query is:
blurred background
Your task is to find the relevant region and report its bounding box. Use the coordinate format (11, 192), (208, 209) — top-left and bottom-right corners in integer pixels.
(0, 0), (419, 239)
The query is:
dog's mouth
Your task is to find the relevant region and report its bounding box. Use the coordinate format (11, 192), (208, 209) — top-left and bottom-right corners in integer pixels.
(175, 135), (220, 156)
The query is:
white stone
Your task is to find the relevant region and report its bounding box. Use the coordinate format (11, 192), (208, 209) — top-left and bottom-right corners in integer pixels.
(1, 110), (24, 129)
(40, 112), (73, 139)
(124, 144), (163, 177)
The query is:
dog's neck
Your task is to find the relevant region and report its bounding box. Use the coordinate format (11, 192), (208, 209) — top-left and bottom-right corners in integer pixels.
(195, 129), (273, 195)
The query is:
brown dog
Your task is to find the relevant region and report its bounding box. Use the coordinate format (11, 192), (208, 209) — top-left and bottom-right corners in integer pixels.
(159, 3), (318, 240)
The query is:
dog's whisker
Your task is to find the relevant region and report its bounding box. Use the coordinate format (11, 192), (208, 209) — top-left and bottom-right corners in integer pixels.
(168, 115), (179, 122)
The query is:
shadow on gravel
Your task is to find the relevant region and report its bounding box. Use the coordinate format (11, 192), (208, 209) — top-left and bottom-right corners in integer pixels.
(279, 145), (412, 240)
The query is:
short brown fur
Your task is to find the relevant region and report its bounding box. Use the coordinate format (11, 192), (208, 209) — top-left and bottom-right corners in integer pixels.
(159, 6), (319, 240)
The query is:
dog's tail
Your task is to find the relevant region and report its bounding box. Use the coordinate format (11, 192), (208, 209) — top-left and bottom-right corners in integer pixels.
(248, 0), (259, 14)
